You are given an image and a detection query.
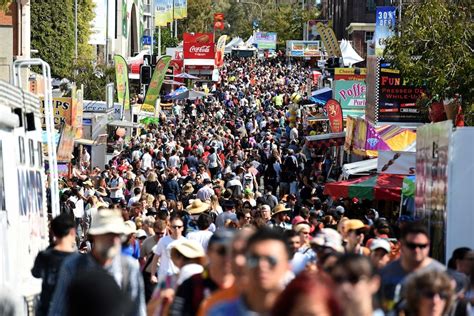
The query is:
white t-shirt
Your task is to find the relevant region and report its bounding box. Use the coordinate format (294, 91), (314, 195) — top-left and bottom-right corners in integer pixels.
(109, 177), (124, 199)
(69, 196), (84, 219)
(186, 230), (213, 251)
(152, 235), (186, 280)
(142, 152), (153, 170)
(176, 263), (204, 286)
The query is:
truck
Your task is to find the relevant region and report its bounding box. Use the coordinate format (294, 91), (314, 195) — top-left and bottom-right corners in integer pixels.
(0, 59), (59, 314)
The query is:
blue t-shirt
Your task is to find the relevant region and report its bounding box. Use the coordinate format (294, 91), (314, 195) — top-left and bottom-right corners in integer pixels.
(122, 240), (140, 259)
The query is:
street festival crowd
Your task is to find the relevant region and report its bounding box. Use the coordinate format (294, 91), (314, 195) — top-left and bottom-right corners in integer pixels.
(34, 56), (474, 316)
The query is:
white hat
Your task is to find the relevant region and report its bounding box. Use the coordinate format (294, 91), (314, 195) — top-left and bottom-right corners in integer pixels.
(186, 199), (210, 215)
(124, 220), (137, 235)
(136, 229), (147, 239)
(311, 228), (344, 253)
(370, 238), (391, 253)
(88, 209), (126, 235)
(172, 240), (205, 259)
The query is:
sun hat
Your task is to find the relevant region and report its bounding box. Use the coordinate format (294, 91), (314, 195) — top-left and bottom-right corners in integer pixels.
(344, 219), (368, 233)
(186, 199), (210, 215)
(272, 204), (291, 216)
(96, 187), (108, 197)
(123, 220), (137, 235)
(182, 183), (194, 194)
(370, 238), (391, 253)
(171, 239), (206, 259)
(88, 209), (126, 236)
(83, 180), (93, 187)
(311, 228), (344, 253)
(136, 229), (147, 239)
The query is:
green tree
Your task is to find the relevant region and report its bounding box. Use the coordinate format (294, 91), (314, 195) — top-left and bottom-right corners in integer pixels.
(154, 27), (179, 54)
(74, 60), (115, 101)
(31, 0), (75, 78)
(384, 0), (473, 124)
(31, 0), (95, 78)
(0, 0), (12, 12)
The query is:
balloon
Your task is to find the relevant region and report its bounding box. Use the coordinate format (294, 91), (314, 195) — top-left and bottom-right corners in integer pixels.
(116, 128), (126, 137)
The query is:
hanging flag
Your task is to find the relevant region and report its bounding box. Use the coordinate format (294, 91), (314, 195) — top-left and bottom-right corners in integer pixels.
(166, 0), (173, 23)
(215, 35), (227, 68)
(114, 55), (130, 110)
(174, 0), (182, 19)
(182, 0), (187, 18)
(155, 0), (168, 26)
(325, 99), (344, 132)
(141, 55), (172, 113)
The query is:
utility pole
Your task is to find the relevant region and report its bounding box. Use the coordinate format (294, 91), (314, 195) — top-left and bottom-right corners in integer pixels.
(74, 0), (78, 60)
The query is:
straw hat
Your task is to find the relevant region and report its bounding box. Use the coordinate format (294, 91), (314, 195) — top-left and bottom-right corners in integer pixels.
(182, 183), (194, 194)
(88, 209), (126, 235)
(83, 180), (93, 187)
(171, 239), (205, 259)
(272, 204), (290, 216)
(96, 187), (108, 197)
(186, 199), (210, 215)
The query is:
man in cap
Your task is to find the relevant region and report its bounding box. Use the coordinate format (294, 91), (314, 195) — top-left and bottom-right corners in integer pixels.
(370, 238), (392, 270)
(310, 228), (345, 270)
(344, 219), (371, 256)
(48, 209), (146, 316)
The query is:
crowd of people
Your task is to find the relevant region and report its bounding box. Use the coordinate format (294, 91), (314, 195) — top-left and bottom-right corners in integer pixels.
(34, 56), (474, 316)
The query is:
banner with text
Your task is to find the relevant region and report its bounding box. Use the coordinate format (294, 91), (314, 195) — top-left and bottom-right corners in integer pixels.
(374, 6), (396, 57)
(255, 32), (277, 50)
(334, 80), (366, 118)
(215, 35), (227, 67)
(114, 55), (130, 110)
(183, 33), (214, 59)
(142, 55), (172, 113)
(286, 41), (321, 57)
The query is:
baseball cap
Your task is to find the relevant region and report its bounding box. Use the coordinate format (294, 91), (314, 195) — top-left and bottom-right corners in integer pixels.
(208, 229), (235, 248)
(370, 238), (391, 253)
(344, 219), (368, 233)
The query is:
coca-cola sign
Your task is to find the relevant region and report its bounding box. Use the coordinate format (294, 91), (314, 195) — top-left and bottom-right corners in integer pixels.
(183, 33), (215, 59)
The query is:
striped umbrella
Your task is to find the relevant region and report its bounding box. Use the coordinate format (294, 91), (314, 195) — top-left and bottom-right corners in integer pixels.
(324, 174), (406, 201)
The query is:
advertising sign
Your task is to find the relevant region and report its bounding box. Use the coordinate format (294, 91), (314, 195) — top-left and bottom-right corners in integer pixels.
(255, 32), (277, 50)
(378, 66), (425, 122)
(142, 55), (172, 113)
(155, 0), (170, 26)
(40, 97), (72, 129)
(374, 6), (396, 57)
(215, 35), (227, 67)
(325, 99), (343, 133)
(183, 33), (214, 59)
(415, 121), (452, 262)
(286, 41), (321, 57)
(315, 22), (341, 57)
(57, 125), (78, 162)
(333, 80), (366, 117)
(334, 68), (366, 80)
(377, 151), (416, 175)
(114, 55), (130, 110)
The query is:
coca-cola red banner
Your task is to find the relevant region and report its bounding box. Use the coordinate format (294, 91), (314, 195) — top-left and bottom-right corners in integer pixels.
(325, 99), (344, 133)
(183, 33), (215, 59)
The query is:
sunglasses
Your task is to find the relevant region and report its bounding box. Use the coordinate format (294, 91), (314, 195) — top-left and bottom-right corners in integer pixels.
(246, 253), (279, 269)
(244, 216), (252, 220)
(421, 290), (449, 300)
(214, 246), (228, 257)
(404, 242), (429, 250)
(171, 225), (184, 229)
(332, 274), (365, 285)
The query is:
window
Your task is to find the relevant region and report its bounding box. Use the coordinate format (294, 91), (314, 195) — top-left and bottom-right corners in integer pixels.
(18, 137), (25, 164)
(29, 139), (35, 167)
(37, 141), (43, 168)
(365, 31), (374, 43)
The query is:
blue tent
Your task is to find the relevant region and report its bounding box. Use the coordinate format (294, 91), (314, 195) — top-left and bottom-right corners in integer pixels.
(310, 87), (332, 105)
(164, 86), (188, 99)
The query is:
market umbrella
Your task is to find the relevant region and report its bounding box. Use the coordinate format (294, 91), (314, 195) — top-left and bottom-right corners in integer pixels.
(165, 86), (188, 99)
(324, 174), (405, 201)
(174, 72), (201, 80)
(163, 79), (185, 85)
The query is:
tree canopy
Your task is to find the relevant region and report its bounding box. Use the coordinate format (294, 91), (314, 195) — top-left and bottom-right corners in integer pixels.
(384, 0), (473, 123)
(31, 0), (95, 79)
